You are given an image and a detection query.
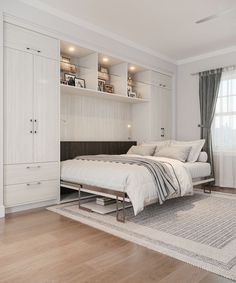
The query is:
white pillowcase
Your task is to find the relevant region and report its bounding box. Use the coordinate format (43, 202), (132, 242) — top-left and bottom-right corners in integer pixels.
(197, 151), (208, 162)
(171, 139), (205, 162)
(141, 140), (171, 152)
(154, 145), (192, 162)
(127, 145), (156, 156)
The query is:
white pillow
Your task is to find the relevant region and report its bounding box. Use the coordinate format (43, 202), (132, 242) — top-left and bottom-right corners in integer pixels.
(141, 140), (171, 147)
(127, 145), (156, 156)
(171, 139), (205, 162)
(154, 145), (192, 162)
(197, 151), (208, 162)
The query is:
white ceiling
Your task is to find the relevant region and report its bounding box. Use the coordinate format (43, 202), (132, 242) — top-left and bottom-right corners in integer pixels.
(28, 0), (236, 61)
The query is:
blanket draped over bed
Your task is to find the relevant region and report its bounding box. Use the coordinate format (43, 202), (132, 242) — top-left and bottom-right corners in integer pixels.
(76, 155), (178, 204)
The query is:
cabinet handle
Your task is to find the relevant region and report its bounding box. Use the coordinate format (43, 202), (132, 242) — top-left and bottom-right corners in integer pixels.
(26, 47), (41, 53)
(26, 182), (41, 186)
(30, 119), (34, 134)
(26, 165), (41, 169)
(34, 119), (38, 134)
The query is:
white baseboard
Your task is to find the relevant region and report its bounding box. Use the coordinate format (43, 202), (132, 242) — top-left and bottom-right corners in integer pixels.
(5, 199), (57, 214)
(0, 205), (5, 218)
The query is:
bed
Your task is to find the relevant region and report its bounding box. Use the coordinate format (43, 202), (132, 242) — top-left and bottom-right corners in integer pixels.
(60, 141), (213, 222)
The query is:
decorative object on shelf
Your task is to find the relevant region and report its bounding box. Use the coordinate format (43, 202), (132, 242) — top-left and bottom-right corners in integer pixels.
(98, 79), (106, 92)
(61, 80), (68, 85)
(64, 73), (76, 86)
(60, 56), (77, 74)
(75, 77), (86, 88)
(100, 66), (109, 74)
(104, 84), (114, 93)
(98, 65), (110, 81)
(128, 74), (134, 86)
(127, 85), (132, 96)
(128, 91), (137, 98)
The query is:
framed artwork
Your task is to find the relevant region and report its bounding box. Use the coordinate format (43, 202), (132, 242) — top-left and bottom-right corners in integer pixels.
(75, 77), (86, 88)
(64, 73), (76, 86)
(98, 79), (106, 92)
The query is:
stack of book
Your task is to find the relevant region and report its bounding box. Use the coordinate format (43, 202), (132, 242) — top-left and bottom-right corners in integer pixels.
(96, 197), (116, 206)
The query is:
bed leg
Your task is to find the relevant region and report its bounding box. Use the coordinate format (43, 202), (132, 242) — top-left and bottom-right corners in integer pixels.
(116, 195), (126, 223)
(78, 186), (81, 208)
(203, 184), (212, 194)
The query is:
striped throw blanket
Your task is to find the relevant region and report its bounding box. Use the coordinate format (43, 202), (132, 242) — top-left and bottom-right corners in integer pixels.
(76, 155), (178, 204)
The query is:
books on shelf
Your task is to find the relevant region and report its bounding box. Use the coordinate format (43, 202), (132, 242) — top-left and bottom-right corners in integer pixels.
(96, 197), (116, 206)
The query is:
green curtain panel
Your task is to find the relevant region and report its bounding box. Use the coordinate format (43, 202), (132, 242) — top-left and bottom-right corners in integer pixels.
(199, 68), (222, 177)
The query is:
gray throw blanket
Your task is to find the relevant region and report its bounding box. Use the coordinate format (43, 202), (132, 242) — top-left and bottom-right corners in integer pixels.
(76, 155), (178, 204)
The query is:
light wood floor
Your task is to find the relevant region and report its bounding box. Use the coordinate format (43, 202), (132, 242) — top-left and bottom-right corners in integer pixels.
(0, 208), (234, 283)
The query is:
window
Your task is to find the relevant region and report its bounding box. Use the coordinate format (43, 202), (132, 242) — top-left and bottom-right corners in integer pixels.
(212, 68), (236, 151)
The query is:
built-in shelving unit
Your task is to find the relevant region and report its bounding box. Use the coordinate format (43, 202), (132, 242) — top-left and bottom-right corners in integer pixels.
(60, 84), (149, 103)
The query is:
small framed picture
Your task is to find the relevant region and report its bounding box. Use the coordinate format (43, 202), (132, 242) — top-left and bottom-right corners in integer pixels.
(127, 86), (132, 95)
(98, 79), (106, 92)
(64, 73), (76, 86)
(104, 84), (114, 93)
(75, 77), (86, 88)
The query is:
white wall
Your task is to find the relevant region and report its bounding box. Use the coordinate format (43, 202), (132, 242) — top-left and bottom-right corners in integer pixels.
(176, 51), (236, 140)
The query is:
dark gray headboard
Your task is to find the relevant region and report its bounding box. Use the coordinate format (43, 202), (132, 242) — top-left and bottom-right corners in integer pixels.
(60, 141), (136, 161)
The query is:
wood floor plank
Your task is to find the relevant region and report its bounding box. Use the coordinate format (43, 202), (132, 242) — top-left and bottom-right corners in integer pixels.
(0, 208), (234, 283)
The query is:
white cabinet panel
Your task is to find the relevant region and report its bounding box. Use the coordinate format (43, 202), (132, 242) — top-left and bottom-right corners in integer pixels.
(4, 180), (58, 207)
(33, 56), (59, 162)
(4, 48), (34, 164)
(159, 88), (172, 139)
(4, 162), (59, 185)
(4, 23), (59, 60)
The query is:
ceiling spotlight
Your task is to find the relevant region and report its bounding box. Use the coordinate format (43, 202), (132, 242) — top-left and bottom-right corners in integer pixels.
(102, 57), (109, 62)
(68, 46), (75, 52)
(129, 66), (135, 71)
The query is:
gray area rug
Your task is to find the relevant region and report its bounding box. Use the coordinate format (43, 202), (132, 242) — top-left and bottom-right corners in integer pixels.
(48, 192), (236, 281)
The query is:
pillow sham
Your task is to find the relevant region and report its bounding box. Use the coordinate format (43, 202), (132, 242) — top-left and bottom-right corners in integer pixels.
(127, 145), (156, 156)
(171, 139), (205, 162)
(197, 151), (208, 162)
(154, 145), (192, 162)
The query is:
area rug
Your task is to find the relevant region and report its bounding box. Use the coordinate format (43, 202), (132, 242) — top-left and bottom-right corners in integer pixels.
(48, 191), (236, 281)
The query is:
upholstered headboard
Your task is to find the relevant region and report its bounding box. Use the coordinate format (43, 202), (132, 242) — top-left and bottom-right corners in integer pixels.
(60, 141), (136, 161)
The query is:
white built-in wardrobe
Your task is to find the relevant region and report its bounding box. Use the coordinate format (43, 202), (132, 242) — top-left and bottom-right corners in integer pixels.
(2, 21), (173, 212)
(3, 23), (60, 210)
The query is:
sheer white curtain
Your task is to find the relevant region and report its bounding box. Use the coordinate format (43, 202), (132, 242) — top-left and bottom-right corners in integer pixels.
(212, 67), (236, 188)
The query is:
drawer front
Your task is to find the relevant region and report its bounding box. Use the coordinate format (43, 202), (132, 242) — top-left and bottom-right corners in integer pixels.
(4, 162), (59, 185)
(4, 23), (59, 60)
(4, 180), (58, 207)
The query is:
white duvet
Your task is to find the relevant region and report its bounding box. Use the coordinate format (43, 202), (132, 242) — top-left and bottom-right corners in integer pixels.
(61, 155), (193, 215)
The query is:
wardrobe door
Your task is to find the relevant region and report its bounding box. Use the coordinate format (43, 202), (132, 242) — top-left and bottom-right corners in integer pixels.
(159, 88), (172, 140)
(33, 55), (59, 163)
(4, 48), (34, 164)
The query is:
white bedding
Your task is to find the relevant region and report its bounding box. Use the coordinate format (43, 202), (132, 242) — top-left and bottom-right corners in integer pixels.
(184, 162), (211, 179)
(61, 155), (193, 215)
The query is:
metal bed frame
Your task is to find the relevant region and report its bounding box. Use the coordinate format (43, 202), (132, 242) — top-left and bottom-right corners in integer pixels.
(61, 176), (214, 223)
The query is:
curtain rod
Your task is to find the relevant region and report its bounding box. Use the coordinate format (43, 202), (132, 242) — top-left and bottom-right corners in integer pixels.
(191, 64), (236, 76)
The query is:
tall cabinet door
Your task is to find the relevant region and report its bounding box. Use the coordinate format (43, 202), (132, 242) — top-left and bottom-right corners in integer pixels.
(159, 87), (172, 140)
(33, 55), (59, 163)
(4, 48), (34, 164)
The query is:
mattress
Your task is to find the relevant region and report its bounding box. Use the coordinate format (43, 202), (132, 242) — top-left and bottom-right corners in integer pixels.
(184, 162), (211, 179)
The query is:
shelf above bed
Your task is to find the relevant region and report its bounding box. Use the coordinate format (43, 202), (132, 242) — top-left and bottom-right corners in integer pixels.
(60, 84), (149, 104)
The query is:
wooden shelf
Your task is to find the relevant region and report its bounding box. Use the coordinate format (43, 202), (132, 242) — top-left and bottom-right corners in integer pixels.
(60, 84), (149, 104)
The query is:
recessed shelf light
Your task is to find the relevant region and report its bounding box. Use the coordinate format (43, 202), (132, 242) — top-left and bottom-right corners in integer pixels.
(127, 124), (132, 128)
(129, 66), (135, 71)
(102, 57), (109, 63)
(68, 46), (75, 52)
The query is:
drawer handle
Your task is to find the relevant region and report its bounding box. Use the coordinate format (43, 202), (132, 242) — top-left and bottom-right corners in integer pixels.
(26, 165), (41, 169)
(26, 182), (41, 186)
